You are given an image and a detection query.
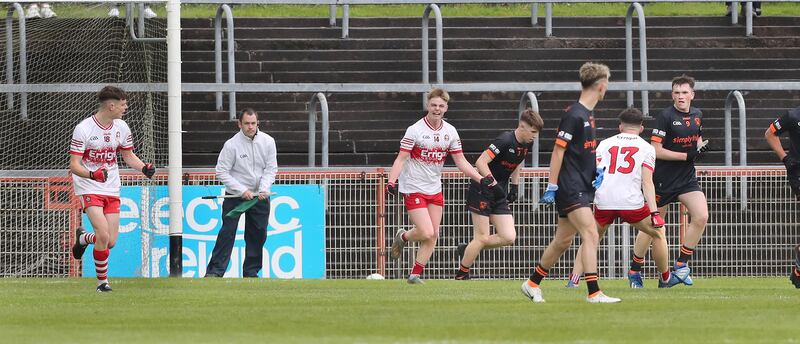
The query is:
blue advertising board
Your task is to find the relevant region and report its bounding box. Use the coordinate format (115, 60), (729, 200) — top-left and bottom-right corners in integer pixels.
(82, 185), (326, 278)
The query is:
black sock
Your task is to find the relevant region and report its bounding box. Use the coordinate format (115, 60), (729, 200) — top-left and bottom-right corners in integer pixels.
(677, 245), (694, 264)
(528, 264), (549, 286)
(630, 254), (645, 272)
(585, 272), (600, 295)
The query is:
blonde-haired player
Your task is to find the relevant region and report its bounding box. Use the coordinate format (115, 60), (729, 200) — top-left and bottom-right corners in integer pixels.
(69, 86), (155, 292)
(386, 88), (484, 284)
(521, 62), (620, 303)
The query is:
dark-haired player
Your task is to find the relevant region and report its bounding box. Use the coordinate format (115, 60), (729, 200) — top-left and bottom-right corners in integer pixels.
(69, 86), (156, 292)
(455, 109), (544, 280)
(629, 75), (709, 288)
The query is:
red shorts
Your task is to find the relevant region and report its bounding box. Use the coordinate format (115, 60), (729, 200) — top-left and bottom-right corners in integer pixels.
(404, 192), (444, 210)
(594, 204), (650, 227)
(80, 194), (121, 214)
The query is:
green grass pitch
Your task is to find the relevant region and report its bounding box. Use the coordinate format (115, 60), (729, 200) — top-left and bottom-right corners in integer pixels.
(0, 277), (796, 343)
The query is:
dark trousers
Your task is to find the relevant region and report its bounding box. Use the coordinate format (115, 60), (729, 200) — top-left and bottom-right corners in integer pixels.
(206, 197), (270, 277)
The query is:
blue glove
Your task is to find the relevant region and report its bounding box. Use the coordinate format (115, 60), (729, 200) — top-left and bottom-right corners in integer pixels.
(592, 167), (606, 190)
(539, 183), (558, 204)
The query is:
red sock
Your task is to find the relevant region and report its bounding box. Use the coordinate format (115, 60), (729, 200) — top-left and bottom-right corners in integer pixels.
(93, 249), (110, 282)
(411, 261), (425, 275)
(80, 233), (96, 245)
(661, 271), (671, 282)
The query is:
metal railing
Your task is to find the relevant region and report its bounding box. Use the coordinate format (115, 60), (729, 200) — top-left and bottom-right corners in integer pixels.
(5, 2), (26, 120)
(421, 3), (443, 109)
(625, 2), (649, 116)
(724, 90), (748, 210)
(125, 2), (166, 42)
(308, 92), (330, 167)
(214, 4), (236, 120)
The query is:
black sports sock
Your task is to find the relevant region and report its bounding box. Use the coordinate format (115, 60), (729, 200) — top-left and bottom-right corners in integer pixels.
(585, 272), (600, 296)
(677, 245), (694, 264)
(528, 264), (549, 286)
(630, 254), (645, 272)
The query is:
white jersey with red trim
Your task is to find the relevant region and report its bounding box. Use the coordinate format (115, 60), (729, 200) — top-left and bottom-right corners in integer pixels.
(594, 133), (655, 210)
(69, 115), (134, 197)
(397, 117), (462, 195)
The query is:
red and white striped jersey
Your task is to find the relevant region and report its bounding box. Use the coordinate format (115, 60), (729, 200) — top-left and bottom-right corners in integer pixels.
(69, 115), (134, 196)
(397, 117), (462, 195)
(594, 133), (656, 210)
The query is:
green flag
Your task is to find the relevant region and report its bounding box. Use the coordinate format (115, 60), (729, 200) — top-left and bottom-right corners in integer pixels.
(225, 198), (260, 218)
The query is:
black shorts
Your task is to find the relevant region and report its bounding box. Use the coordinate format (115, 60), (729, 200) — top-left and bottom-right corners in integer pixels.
(655, 181), (703, 208)
(466, 181), (511, 216)
(555, 189), (594, 218)
(787, 167), (800, 200)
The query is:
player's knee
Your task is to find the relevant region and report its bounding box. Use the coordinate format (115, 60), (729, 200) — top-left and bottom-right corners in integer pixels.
(581, 231), (600, 247)
(419, 229), (437, 242)
(692, 211), (709, 226)
(94, 232), (109, 246)
(500, 232), (516, 246)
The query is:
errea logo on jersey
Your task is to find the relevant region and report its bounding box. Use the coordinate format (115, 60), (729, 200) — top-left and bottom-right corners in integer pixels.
(672, 121), (683, 126)
(239, 154), (249, 159)
(489, 144), (500, 154)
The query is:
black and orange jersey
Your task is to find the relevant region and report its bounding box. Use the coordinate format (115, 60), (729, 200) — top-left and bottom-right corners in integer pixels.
(554, 102), (597, 193)
(650, 105), (703, 192)
(484, 131), (533, 192)
(769, 106), (800, 160)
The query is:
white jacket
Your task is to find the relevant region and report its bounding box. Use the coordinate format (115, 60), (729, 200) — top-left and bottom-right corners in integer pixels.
(216, 130), (278, 195)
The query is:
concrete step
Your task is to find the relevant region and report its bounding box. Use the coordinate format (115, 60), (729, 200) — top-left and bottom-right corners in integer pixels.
(182, 47), (800, 62)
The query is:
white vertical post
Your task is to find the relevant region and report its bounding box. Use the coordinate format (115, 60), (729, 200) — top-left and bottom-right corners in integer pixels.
(167, 0), (183, 277)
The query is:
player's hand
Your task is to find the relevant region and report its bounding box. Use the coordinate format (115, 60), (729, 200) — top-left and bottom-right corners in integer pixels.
(89, 168), (108, 183)
(538, 183), (558, 204)
(651, 211), (665, 228)
(506, 184), (519, 204)
(782, 155), (800, 171)
(258, 191), (270, 201)
(141, 163), (155, 179)
(686, 139), (709, 162)
(480, 175), (497, 188)
(385, 181), (398, 196)
(242, 190), (254, 200)
(592, 167), (606, 190)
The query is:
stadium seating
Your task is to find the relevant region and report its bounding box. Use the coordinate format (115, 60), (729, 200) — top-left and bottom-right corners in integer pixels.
(180, 15), (800, 167)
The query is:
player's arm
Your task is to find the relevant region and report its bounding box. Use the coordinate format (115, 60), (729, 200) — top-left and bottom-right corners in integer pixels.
(451, 152), (482, 183)
(548, 143), (566, 185)
(474, 150), (494, 177)
(69, 154), (92, 179)
(641, 167), (658, 213)
(121, 149), (145, 172)
(509, 163), (522, 185)
(387, 150), (409, 185)
(765, 123), (787, 161)
(651, 141), (689, 161)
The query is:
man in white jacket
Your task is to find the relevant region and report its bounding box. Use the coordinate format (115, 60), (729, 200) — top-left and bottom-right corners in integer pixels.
(206, 108), (278, 278)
